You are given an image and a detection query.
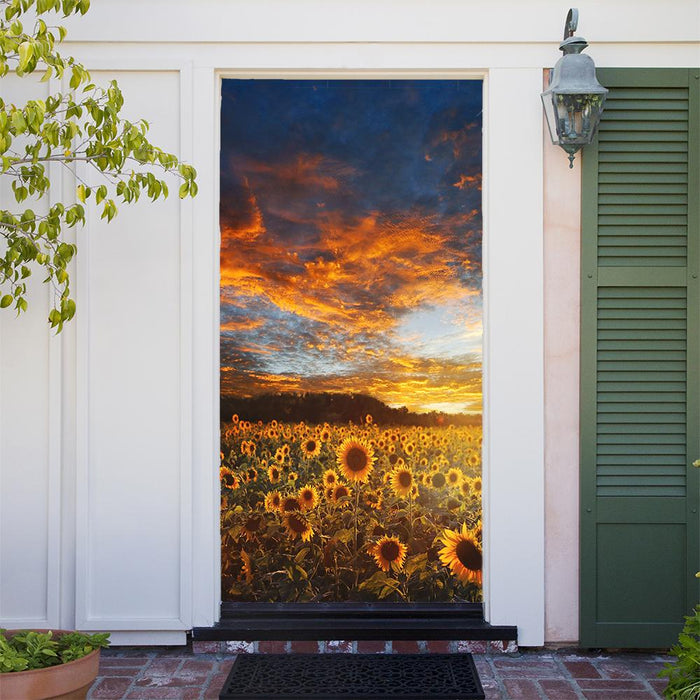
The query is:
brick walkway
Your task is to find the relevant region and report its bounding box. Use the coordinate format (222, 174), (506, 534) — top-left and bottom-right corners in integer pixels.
(88, 645), (672, 699)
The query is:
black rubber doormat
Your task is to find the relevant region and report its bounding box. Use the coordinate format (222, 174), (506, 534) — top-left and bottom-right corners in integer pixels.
(219, 653), (485, 699)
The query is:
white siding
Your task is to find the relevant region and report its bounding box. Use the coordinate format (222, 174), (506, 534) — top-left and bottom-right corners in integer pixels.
(74, 72), (192, 631)
(0, 78), (61, 629)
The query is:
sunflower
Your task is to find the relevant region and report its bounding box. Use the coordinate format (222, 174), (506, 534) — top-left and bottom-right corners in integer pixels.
(471, 477), (482, 493)
(369, 536), (407, 573)
(460, 480), (472, 498)
(365, 413), (373, 424)
(430, 471), (447, 489)
(232, 414), (239, 423)
(242, 515), (263, 542)
(246, 467), (258, 483)
(324, 486), (335, 500)
(298, 485), (319, 511)
(446, 468), (462, 487)
(323, 469), (339, 487)
(336, 437), (375, 482)
(390, 467), (414, 498)
(240, 550), (253, 584)
(288, 471), (299, 483)
(404, 442), (415, 455)
(301, 437), (322, 459)
(438, 524), (482, 585)
(267, 465), (282, 483)
(320, 425), (331, 442)
(284, 513), (314, 542)
(281, 496), (301, 513)
(220, 467), (239, 491)
(264, 491), (283, 513)
(274, 448), (286, 465)
(364, 489), (383, 510)
(447, 496), (461, 511)
(332, 484), (352, 503)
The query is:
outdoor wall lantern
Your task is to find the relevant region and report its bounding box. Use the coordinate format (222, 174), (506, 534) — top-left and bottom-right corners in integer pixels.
(541, 8), (608, 168)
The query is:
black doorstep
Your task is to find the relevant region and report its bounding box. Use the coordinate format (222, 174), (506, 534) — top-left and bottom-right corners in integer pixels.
(193, 602), (517, 642)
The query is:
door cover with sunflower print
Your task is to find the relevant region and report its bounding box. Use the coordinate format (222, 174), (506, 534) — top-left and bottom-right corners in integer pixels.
(220, 79), (483, 603)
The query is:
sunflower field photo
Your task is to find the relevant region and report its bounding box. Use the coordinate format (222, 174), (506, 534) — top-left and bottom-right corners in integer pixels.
(220, 79), (483, 603)
(221, 411), (483, 602)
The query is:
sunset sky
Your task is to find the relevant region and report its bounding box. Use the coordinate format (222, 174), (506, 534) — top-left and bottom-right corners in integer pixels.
(220, 80), (483, 415)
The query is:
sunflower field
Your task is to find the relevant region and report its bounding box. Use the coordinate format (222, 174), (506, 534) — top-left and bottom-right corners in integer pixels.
(220, 415), (482, 603)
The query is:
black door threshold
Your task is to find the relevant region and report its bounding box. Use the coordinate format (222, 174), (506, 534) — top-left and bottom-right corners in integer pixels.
(193, 602), (516, 642)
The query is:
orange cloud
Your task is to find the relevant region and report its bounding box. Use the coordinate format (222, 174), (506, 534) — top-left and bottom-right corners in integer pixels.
(228, 153), (357, 193)
(452, 173), (482, 191)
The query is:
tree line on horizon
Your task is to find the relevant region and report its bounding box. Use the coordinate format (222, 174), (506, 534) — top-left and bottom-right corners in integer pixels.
(220, 391), (481, 427)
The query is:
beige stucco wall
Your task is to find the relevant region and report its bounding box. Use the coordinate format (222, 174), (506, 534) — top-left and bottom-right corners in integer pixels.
(543, 101), (582, 644)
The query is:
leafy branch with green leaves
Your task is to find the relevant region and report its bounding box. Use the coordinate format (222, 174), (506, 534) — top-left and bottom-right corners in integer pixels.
(1, 0), (197, 330)
(659, 605), (700, 699)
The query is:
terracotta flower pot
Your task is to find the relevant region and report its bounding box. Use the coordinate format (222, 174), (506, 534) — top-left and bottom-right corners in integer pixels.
(0, 630), (101, 700)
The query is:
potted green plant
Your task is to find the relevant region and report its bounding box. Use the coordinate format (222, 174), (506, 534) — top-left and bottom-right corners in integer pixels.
(0, 629), (110, 700)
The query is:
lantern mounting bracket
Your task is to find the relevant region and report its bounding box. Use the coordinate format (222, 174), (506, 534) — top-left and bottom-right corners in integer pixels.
(564, 8), (579, 41)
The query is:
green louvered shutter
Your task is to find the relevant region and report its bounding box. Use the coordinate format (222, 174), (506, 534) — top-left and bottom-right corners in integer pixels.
(580, 68), (700, 648)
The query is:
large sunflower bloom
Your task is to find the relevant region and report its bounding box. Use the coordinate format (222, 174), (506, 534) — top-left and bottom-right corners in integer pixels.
(281, 496), (301, 513)
(438, 524), (482, 585)
(430, 471), (447, 489)
(331, 483), (352, 503)
(284, 513), (314, 542)
(364, 489), (383, 510)
(336, 437), (375, 483)
(298, 485), (319, 511)
(301, 437), (322, 459)
(264, 491), (283, 513)
(390, 467), (414, 498)
(369, 536), (407, 573)
(446, 468), (463, 487)
(220, 467), (239, 491)
(242, 515), (263, 542)
(323, 469), (339, 488)
(267, 465), (282, 483)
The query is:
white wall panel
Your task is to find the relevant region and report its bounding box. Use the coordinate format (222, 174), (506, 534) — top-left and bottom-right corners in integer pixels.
(61, 0), (699, 44)
(75, 71), (191, 630)
(0, 79), (61, 628)
(483, 68), (545, 646)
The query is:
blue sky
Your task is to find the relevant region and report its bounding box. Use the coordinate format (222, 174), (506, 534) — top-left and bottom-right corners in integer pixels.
(220, 80), (483, 414)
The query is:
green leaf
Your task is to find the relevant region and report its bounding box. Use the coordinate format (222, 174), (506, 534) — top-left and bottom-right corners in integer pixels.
(18, 41), (34, 72)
